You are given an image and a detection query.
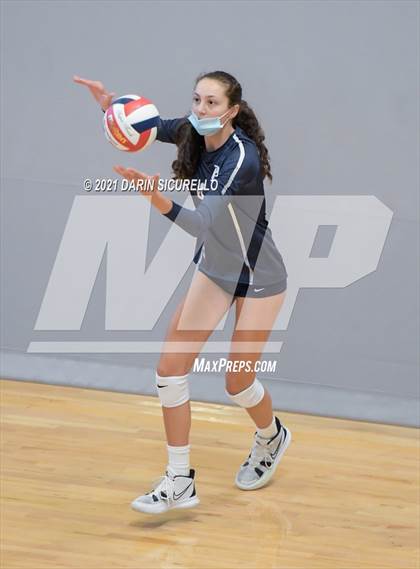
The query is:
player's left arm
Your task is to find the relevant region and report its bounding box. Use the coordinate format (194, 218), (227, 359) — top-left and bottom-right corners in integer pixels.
(113, 145), (259, 234)
(160, 148), (259, 238)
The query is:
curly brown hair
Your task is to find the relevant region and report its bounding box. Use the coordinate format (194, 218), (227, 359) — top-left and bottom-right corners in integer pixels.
(171, 71), (272, 182)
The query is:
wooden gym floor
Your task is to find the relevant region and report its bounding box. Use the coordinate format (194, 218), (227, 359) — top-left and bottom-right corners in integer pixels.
(1, 378), (419, 569)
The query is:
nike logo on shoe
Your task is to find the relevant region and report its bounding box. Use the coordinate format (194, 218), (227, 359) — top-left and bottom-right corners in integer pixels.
(173, 481), (193, 501)
(254, 288), (265, 292)
(270, 429), (286, 460)
(157, 385), (167, 388)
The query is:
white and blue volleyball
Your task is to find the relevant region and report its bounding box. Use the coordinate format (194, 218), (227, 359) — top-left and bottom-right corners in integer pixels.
(103, 94), (159, 152)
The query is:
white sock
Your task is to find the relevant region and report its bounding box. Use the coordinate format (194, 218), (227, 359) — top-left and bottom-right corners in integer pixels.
(167, 444), (191, 476)
(257, 416), (279, 439)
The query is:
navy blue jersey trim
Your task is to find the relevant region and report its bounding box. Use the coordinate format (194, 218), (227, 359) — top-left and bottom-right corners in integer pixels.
(162, 200), (182, 221)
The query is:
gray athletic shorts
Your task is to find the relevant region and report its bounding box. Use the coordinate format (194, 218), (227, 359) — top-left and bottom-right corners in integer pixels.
(199, 270), (287, 301)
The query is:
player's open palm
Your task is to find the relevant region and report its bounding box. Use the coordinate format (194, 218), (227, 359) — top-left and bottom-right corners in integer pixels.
(73, 75), (116, 111)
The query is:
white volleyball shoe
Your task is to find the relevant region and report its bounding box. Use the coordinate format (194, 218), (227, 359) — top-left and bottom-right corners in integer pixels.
(235, 416), (292, 491)
(131, 466), (200, 514)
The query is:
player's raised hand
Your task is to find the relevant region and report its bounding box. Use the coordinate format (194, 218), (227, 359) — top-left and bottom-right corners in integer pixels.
(73, 75), (116, 111)
(113, 166), (160, 197)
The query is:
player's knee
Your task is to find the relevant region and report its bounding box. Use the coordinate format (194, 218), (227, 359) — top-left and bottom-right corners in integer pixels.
(225, 377), (265, 408)
(156, 358), (191, 379)
(155, 370), (190, 408)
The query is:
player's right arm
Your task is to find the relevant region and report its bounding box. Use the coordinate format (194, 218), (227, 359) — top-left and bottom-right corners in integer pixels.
(155, 117), (188, 144)
(73, 75), (116, 111)
(73, 75), (187, 145)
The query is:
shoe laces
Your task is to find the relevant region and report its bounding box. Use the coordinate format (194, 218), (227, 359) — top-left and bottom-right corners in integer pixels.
(147, 470), (176, 504)
(245, 434), (273, 469)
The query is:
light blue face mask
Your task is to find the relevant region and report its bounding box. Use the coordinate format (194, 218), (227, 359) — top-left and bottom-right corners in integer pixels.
(188, 109), (232, 136)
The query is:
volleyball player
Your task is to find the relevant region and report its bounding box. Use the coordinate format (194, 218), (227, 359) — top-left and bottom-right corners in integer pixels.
(74, 71), (292, 514)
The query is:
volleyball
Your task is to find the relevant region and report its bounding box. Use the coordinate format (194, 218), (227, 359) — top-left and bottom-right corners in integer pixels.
(103, 95), (160, 152)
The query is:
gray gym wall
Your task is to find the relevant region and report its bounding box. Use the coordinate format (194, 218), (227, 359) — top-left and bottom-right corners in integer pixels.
(1, 0), (419, 426)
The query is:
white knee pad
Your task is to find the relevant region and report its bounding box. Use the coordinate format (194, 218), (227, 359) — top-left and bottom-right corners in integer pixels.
(155, 371), (190, 408)
(225, 378), (265, 408)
